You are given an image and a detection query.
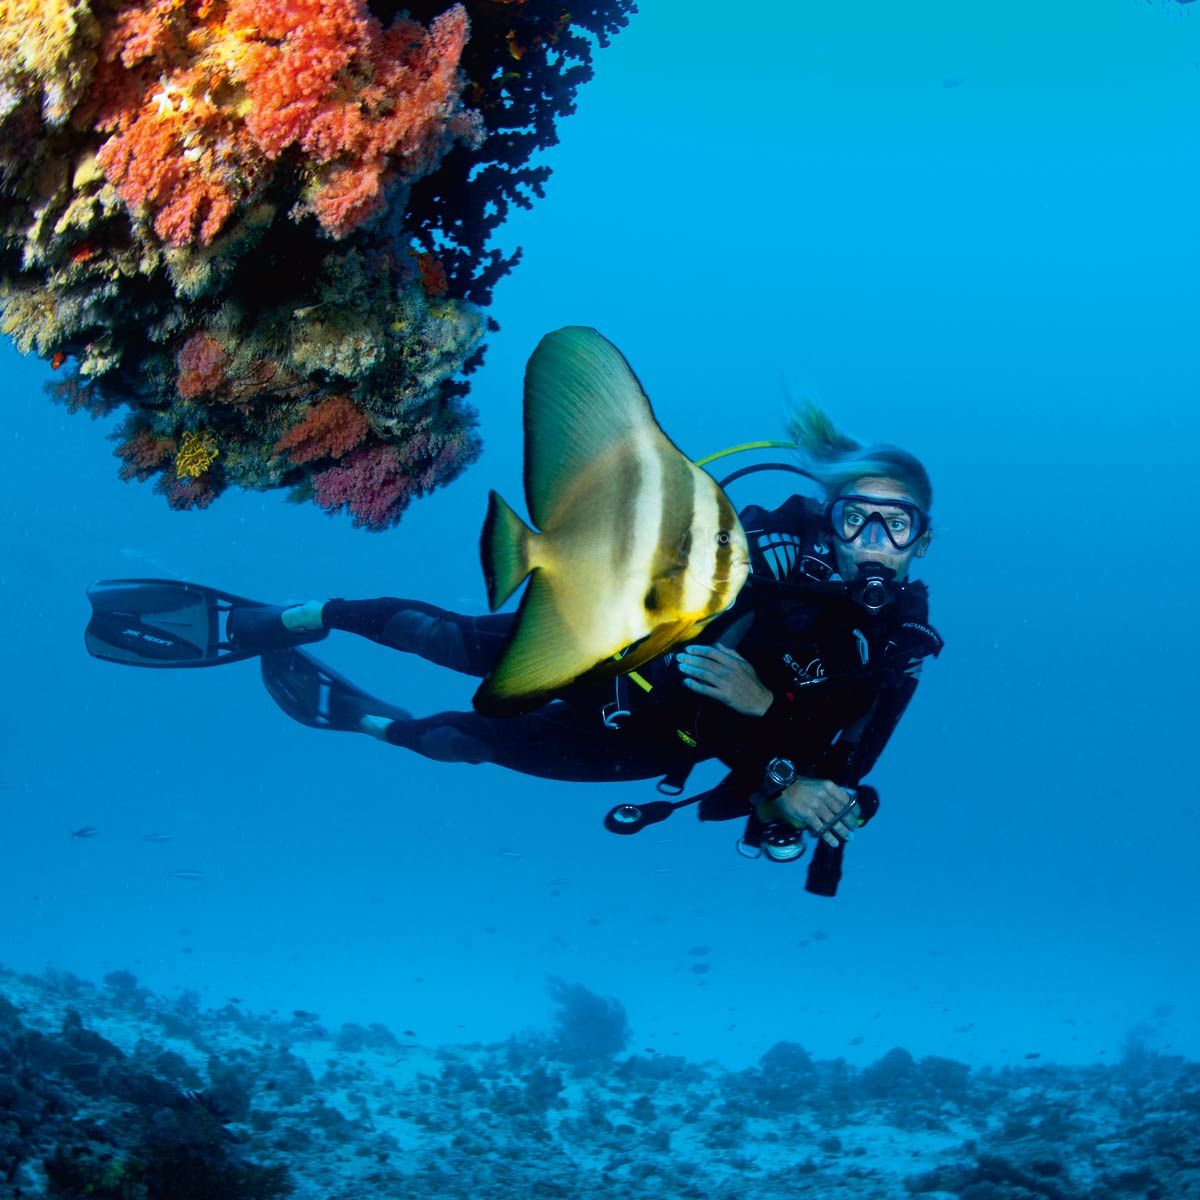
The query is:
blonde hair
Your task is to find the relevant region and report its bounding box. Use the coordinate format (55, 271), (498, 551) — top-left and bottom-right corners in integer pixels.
(786, 402), (933, 514)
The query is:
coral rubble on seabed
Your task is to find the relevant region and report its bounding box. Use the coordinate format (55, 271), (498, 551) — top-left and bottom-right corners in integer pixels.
(0, 0), (634, 528)
(1, 965), (1198, 1199)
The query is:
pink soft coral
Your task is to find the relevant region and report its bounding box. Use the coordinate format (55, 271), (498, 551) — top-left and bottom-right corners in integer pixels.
(311, 443), (414, 528)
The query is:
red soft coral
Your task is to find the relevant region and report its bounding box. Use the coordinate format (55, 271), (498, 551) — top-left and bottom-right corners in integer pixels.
(159, 473), (218, 510)
(176, 332), (226, 398)
(412, 250), (449, 297)
(115, 427), (177, 481)
(273, 394), (371, 465)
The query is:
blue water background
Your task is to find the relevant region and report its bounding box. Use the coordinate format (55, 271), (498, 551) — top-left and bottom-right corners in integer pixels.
(2, 0), (1197, 1069)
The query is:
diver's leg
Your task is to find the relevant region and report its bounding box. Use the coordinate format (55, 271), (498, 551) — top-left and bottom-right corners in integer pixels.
(371, 702), (686, 784)
(313, 598), (513, 677)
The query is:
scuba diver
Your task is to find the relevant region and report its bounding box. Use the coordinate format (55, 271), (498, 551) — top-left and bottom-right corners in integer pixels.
(85, 406), (942, 896)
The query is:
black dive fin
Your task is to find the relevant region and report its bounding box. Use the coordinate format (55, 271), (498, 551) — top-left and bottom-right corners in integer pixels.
(84, 578), (326, 668)
(260, 648), (410, 732)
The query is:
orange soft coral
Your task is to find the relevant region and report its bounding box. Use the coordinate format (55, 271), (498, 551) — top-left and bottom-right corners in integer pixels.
(236, 0), (472, 237)
(273, 394), (371, 465)
(87, 0), (471, 246)
(89, 4), (254, 245)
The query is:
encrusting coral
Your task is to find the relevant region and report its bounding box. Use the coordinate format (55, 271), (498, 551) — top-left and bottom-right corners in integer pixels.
(0, 0), (635, 528)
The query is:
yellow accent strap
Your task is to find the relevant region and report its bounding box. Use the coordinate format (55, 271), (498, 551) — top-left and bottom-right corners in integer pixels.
(611, 655), (698, 750)
(693, 440), (798, 468)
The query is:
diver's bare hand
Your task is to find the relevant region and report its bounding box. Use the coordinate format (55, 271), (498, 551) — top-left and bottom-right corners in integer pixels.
(770, 778), (859, 847)
(676, 643), (774, 716)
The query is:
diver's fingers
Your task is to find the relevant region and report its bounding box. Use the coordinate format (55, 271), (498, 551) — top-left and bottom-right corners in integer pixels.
(818, 781), (854, 811)
(683, 645), (729, 664)
(677, 656), (723, 684)
(811, 800), (849, 846)
(813, 804), (856, 845)
(713, 642), (748, 662)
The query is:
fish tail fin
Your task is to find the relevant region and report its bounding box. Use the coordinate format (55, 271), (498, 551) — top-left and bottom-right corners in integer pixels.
(473, 571), (572, 715)
(481, 489), (536, 611)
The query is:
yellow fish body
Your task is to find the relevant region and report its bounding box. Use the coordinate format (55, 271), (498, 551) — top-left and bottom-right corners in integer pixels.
(474, 326), (750, 715)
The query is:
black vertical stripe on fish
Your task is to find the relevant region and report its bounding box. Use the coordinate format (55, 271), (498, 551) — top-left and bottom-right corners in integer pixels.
(650, 448), (693, 614)
(611, 446), (642, 583)
(715, 490), (737, 597)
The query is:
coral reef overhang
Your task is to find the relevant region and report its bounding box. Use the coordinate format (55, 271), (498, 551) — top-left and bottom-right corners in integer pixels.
(0, 0), (636, 528)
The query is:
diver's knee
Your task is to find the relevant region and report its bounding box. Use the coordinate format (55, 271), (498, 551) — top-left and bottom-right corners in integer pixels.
(410, 726), (492, 764)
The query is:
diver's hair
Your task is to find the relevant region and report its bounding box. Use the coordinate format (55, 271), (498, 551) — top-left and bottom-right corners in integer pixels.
(787, 401), (934, 513)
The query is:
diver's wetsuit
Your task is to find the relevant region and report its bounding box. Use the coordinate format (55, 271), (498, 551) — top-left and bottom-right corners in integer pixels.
(320, 597), (691, 782)
(319, 496), (941, 793)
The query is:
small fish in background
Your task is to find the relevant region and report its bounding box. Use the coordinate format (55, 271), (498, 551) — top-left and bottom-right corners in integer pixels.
(71, 826), (100, 839)
(120, 546), (183, 579)
(942, 75), (966, 89)
(687, 945), (710, 957)
(849, 1036), (865, 1046)
(1025, 1052), (1041, 1060)
(497, 848), (522, 859)
(167, 868), (208, 881)
(403, 1029), (417, 1038)
(142, 832), (174, 843)
(291, 301), (328, 320)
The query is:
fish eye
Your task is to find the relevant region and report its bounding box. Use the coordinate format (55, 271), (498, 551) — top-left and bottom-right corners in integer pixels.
(716, 531), (731, 545)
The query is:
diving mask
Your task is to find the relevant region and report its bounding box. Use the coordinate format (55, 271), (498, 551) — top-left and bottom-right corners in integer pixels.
(827, 494), (929, 551)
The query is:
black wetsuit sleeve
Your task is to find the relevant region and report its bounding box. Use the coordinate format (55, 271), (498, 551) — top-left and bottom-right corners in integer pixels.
(826, 671), (920, 787)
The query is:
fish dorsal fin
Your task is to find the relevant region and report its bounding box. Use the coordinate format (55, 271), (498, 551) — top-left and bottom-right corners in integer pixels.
(473, 570), (596, 715)
(523, 326), (660, 529)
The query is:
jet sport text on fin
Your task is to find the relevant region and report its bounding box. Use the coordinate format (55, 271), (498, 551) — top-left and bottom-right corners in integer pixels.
(84, 579), (327, 668)
(474, 326), (752, 716)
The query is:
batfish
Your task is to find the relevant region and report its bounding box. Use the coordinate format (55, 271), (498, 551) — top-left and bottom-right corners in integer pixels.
(474, 326), (750, 715)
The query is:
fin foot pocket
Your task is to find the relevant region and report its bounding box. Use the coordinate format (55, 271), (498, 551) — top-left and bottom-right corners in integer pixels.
(260, 648), (410, 732)
(85, 579), (326, 667)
